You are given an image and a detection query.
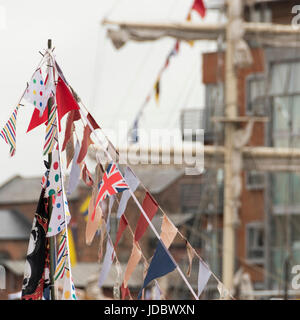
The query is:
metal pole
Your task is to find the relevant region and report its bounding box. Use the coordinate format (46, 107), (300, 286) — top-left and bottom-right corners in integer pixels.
(47, 38), (56, 300)
(222, 0), (240, 294)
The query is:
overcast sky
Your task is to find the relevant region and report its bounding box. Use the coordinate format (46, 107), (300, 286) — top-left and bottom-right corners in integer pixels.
(0, 0), (223, 185)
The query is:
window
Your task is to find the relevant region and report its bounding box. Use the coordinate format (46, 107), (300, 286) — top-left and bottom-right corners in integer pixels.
(246, 75), (266, 115)
(272, 172), (300, 211)
(204, 83), (224, 142)
(270, 61), (300, 148)
(180, 109), (203, 141)
(246, 222), (265, 264)
(246, 171), (265, 190)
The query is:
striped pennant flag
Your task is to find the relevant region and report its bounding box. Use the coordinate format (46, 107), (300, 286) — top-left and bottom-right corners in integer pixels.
(54, 230), (68, 281)
(43, 105), (58, 156)
(0, 106), (19, 157)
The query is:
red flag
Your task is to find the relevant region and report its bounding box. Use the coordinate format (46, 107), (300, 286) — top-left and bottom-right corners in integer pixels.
(87, 113), (100, 130)
(62, 109), (81, 151)
(27, 106), (48, 133)
(134, 192), (158, 242)
(56, 76), (80, 131)
(121, 282), (132, 300)
(192, 0), (206, 18)
(77, 125), (93, 164)
(114, 215), (128, 248)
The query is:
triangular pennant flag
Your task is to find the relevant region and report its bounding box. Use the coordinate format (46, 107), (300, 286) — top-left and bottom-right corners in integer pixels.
(98, 240), (115, 288)
(22, 189), (50, 300)
(116, 167), (140, 218)
(43, 104), (58, 156)
(134, 192), (158, 242)
(192, 0), (206, 18)
(197, 260), (211, 297)
(160, 215), (178, 249)
(23, 68), (53, 116)
(114, 215), (128, 248)
(92, 162), (129, 221)
(47, 188), (71, 237)
(26, 106), (48, 133)
(123, 242), (142, 288)
(0, 106), (19, 157)
(77, 124), (93, 164)
(62, 109), (81, 151)
(121, 282), (132, 300)
(55, 76), (80, 132)
(138, 240), (176, 299)
(67, 140), (81, 195)
(85, 190), (103, 245)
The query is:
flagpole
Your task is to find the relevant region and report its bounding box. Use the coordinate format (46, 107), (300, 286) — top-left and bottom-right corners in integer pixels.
(47, 38), (56, 300)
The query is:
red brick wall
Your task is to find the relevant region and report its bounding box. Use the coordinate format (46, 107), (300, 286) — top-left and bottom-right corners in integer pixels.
(203, 48), (266, 283)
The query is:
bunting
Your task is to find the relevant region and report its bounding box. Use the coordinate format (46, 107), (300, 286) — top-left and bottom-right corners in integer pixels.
(116, 167), (140, 218)
(134, 192), (158, 242)
(92, 162), (129, 221)
(86, 191), (103, 245)
(160, 215), (178, 249)
(114, 215), (129, 248)
(138, 240), (176, 299)
(0, 106), (19, 157)
(123, 242), (142, 288)
(192, 0), (206, 18)
(197, 260), (211, 297)
(45, 144), (62, 197)
(98, 240), (116, 288)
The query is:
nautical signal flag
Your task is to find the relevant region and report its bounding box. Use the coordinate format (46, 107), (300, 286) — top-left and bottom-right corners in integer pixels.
(192, 0), (206, 18)
(137, 240), (176, 299)
(0, 106), (19, 157)
(92, 162), (129, 221)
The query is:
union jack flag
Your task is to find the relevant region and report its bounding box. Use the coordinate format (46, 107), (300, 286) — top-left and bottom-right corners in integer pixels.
(92, 162), (129, 221)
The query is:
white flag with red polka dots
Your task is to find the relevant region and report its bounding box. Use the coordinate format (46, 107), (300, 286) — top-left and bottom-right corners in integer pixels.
(47, 188), (71, 237)
(45, 143), (61, 197)
(24, 68), (54, 116)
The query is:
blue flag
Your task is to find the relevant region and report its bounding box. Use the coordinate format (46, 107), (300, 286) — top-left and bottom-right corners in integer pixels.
(138, 240), (176, 299)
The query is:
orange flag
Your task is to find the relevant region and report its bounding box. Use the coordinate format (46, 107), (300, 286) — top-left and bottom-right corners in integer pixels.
(123, 242), (142, 288)
(160, 215), (178, 249)
(85, 191), (103, 245)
